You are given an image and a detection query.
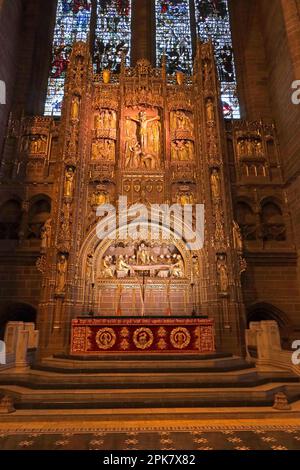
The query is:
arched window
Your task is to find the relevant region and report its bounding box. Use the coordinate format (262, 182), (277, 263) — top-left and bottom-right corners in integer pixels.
(45, 0), (92, 116)
(155, 0), (240, 118)
(44, 0), (132, 116)
(45, 1), (239, 118)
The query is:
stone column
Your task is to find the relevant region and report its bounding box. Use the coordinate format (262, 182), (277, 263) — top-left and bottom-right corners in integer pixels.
(131, 0), (155, 65)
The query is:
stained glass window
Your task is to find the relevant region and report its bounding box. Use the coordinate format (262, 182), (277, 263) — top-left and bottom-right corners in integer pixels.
(194, 0), (240, 118)
(155, 0), (193, 74)
(44, 0), (92, 116)
(94, 0), (132, 73)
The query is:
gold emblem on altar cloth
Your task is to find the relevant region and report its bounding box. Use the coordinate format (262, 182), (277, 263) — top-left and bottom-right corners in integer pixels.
(95, 328), (116, 350)
(170, 327), (191, 349)
(133, 327), (154, 350)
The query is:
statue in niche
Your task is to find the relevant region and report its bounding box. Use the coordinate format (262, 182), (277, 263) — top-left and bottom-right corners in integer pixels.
(41, 218), (52, 250)
(255, 139), (264, 157)
(171, 140), (194, 161)
(206, 98), (215, 122)
(171, 111), (193, 133)
(203, 60), (212, 88)
(94, 110), (117, 131)
(94, 113), (101, 130)
(56, 254), (68, 294)
(64, 167), (75, 198)
(237, 138), (247, 158)
(61, 202), (72, 240)
(177, 191), (194, 206)
(91, 188), (110, 207)
(91, 139), (115, 161)
(210, 168), (221, 200)
(86, 253), (95, 285)
(233, 221), (243, 253)
(217, 255), (229, 293)
(71, 96), (80, 121)
(126, 111), (160, 153)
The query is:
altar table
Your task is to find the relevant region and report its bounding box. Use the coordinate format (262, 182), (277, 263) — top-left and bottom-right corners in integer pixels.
(70, 317), (215, 355)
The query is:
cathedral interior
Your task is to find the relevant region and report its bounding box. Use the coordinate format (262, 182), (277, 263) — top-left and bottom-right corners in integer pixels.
(1, 0), (300, 452)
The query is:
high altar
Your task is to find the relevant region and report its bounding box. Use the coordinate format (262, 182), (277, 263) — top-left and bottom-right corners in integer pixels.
(34, 40), (246, 358)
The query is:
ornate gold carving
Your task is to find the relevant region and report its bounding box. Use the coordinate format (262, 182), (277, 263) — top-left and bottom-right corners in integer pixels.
(95, 328), (116, 350)
(56, 253), (68, 295)
(41, 218), (52, 251)
(170, 327), (191, 349)
(133, 327), (154, 350)
(64, 167), (75, 199)
(217, 254), (229, 294)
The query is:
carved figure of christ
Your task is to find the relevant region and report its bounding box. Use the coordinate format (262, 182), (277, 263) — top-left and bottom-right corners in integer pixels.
(127, 112), (160, 152)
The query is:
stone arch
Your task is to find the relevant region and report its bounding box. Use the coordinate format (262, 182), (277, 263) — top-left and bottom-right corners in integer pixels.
(27, 194), (51, 240)
(260, 197), (286, 242)
(247, 302), (290, 348)
(236, 199), (257, 240)
(75, 212), (203, 314)
(0, 302), (37, 340)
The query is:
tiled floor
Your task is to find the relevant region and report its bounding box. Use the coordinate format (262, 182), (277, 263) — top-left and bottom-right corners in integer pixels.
(0, 414), (300, 450)
(1, 425), (300, 450)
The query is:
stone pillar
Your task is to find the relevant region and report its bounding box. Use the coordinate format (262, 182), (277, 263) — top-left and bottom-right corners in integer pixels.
(131, 0), (154, 65)
(4, 321), (37, 372)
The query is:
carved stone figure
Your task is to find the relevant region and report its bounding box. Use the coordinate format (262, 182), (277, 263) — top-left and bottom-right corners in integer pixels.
(233, 220), (243, 253)
(176, 71), (184, 86)
(126, 111), (160, 153)
(102, 69), (111, 84)
(116, 255), (131, 278)
(91, 189), (109, 207)
(86, 253), (95, 285)
(56, 254), (68, 294)
(64, 167), (75, 198)
(210, 169), (221, 200)
(237, 138), (247, 158)
(217, 255), (229, 293)
(71, 96), (80, 121)
(41, 218), (52, 250)
(171, 111), (193, 133)
(102, 256), (115, 278)
(206, 98), (215, 122)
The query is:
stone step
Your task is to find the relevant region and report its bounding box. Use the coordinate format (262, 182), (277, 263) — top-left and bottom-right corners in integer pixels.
(1, 383), (300, 409)
(0, 368), (298, 389)
(36, 354), (252, 373)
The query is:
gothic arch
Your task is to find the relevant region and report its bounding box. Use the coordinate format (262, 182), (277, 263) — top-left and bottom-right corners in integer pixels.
(27, 194), (51, 240)
(0, 302), (37, 340)
(247, 302), (290, 330)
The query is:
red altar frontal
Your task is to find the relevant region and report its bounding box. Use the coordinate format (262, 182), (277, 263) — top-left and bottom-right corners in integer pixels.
(70, 317), (215, 355)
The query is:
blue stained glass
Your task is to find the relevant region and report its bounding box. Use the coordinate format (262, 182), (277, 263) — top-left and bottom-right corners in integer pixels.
(94, 0), (132, 73)
(155, 0), (193, 74)
(44, 0), (92, 116)
(195, 0), (240, 118)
